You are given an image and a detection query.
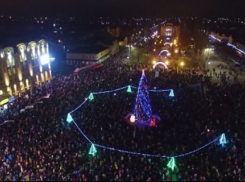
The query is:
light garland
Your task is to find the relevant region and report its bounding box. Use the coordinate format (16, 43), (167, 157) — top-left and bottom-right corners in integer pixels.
(67, 84), (226, 158)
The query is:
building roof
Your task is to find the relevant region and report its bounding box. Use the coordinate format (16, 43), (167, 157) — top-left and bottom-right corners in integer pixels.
(70, 45), (107, 54)
(0, 35), (44, 48)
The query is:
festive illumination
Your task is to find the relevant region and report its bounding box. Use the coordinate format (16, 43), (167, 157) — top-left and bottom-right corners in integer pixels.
(219, 133), (227, 146)
(180, 62), (185, 67)
(130, 114), (136, 123)
(153, 62), (168, 70)
(89, 93), (94, 101)
(89, 144), (97, 156)
(163, 42), (172, 47)
(127, 85), (132, 93)
(169, 89), (174, 97)
(40, 54), (50, 65)
(167, 158), (176, 171)
(68, 84), (224, 158)
(66, 113), (73, 123)
(134, 70), (152, 124)
(150, 116), (156, 127)
(158, 50), (170, 57)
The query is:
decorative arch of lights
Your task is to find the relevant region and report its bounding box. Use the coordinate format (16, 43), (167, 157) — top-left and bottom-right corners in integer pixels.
(153, 62), (168, 70)
(158, 49), (170, 56)
(164, 42), (172, 47)
(67, 85), (225, 159)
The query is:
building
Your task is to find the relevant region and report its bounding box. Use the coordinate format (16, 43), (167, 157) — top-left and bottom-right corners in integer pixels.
(96, 39), (119, 55)
(0, 39), (52, 105)
(66, 45), (109, 66)
(118, 37), (128, 47)
(160, 23), (180, 40)
(210, 32), (232, 43)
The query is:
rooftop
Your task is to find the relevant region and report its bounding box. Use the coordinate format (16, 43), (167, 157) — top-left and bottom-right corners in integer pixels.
(69, 45), (107, 54)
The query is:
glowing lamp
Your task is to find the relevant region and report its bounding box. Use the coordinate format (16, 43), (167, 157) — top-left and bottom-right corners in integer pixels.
(130, 115), (136, 123)
(152, 60), (156, 65)
(180, 62), (185, 67)
(40, 54), (50, 65)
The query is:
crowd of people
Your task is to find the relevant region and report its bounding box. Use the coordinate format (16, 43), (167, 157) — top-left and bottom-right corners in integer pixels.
(0, 51), (244, 181)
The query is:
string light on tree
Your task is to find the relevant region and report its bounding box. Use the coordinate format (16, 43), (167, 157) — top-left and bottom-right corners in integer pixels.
(89, 144), (97, 156)
(66, 113), (73, 123)
(134, 70), (152, 124)
(167, 157), (176, 171)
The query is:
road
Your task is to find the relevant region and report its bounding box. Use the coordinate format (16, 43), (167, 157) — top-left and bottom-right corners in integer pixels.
(204, 52), (245, 84)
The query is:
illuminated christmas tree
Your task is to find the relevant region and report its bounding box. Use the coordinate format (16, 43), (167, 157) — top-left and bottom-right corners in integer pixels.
(134, 70), (152, 124)
(89, 93), (94, 101)
(219, 133), (227, 146)
(127, 85), (132, 93)
(169, 89), (174, 97)
(66, 113), (73, 123)
(89, 144), (97, 156)
(167, 157), (176, 171)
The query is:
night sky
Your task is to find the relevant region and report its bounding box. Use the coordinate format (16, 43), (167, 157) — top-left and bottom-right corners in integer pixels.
(0, 0), (244, 18)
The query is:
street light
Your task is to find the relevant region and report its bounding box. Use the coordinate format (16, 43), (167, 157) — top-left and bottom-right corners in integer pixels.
(180, 61), (185, 67)
(165, 61), (169, 65)
(152, 60), (156, 65)
(174, 49), (178, 54)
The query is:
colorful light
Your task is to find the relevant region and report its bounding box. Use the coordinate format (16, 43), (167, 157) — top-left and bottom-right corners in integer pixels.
(89, 144), (97, 156)
(89, 93), (94, 101)
(153, 62), (168, 70)
(219, 133), (227, 146)
(167, 157), (176, 171)
(127, 85), (132, 93)
(158, 50), (170, 57)
(134, 70), (152, 123)
(169, 89), (174, 97)
(66, 113), (73, 123)
(130, 114), (136, 123)
(68, 84), (224, 158)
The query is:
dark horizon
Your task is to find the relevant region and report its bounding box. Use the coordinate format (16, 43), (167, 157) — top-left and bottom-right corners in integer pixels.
(0, 0), (245, 18)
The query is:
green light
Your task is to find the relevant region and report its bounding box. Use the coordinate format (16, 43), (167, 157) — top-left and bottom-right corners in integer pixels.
(167, 157), (176, 171)
(89, 143), (97, 156)
(66, 113), (73, 123)
(219, 133), (227, 146)
(169, 89), (174, 97)
(89, 93), (94, 101)
(127, 85), (132, 93)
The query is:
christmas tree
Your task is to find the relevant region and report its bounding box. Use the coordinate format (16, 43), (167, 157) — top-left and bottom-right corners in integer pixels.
(127, 85), (132, 93)
(89, 144), (97, 156)
(89, 93), (94, 101)
(66, 113), (73, 123)
(134, 70), (152, 124)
